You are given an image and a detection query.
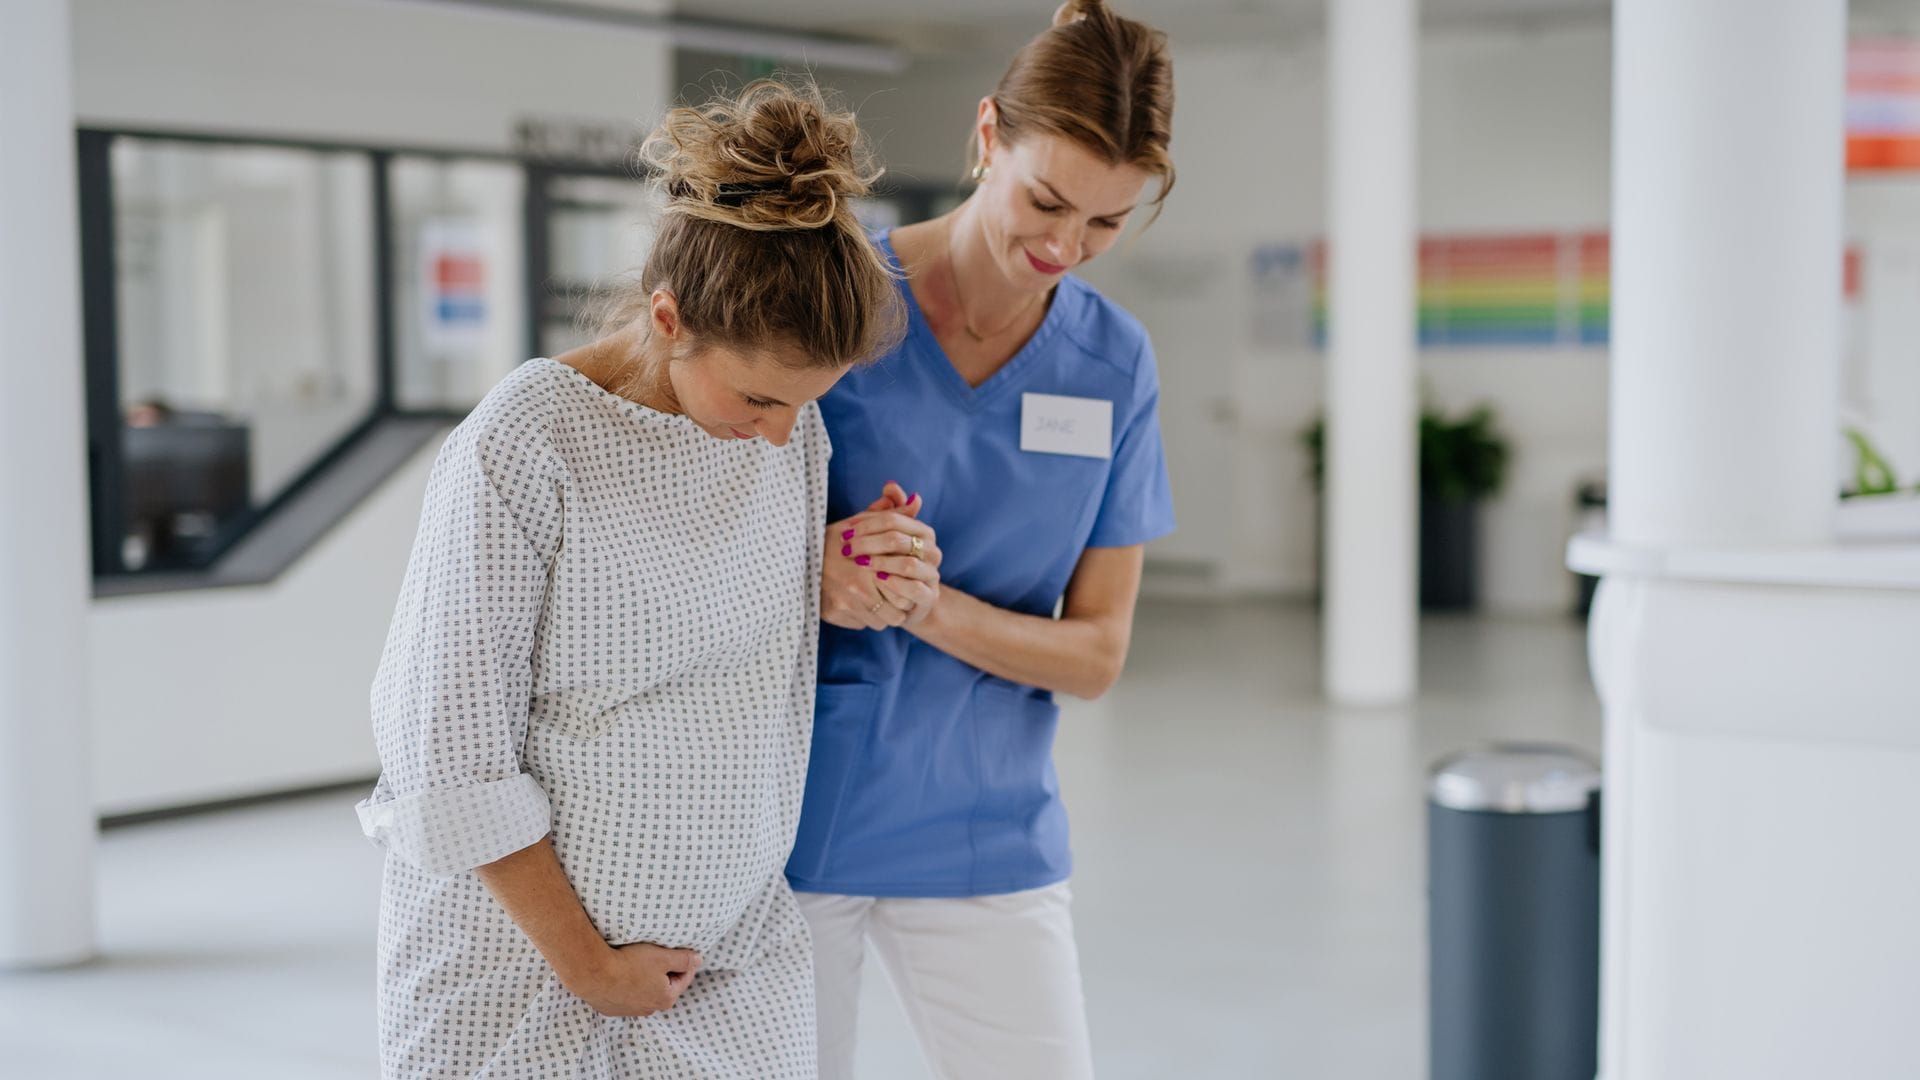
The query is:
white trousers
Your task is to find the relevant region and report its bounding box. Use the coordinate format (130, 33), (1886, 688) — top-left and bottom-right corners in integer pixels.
(795, 882), (1096, 1080)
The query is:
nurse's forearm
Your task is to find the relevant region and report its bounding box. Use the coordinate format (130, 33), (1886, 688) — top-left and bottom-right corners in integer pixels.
(475, 836), (615, 991)
(910, 586), (1127, 700)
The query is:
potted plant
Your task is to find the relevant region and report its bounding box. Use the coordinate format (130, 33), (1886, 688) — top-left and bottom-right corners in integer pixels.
(1301, 403), (1512, 610)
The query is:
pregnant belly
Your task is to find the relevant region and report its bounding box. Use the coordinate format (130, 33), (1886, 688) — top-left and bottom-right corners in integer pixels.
(524, 709), (806, 967)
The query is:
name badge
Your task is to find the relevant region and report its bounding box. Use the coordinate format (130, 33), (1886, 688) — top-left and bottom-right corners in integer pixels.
(1020, 393), (1113, 460)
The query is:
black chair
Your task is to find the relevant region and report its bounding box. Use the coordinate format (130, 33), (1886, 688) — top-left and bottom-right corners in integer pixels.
(122, 413), (251, 569)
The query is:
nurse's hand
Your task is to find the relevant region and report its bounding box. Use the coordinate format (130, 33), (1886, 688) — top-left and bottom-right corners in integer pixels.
(570, 942), (703, 1017)
(821, 485), (942, 631)
(873, 557), (940, 629)
(859, 484), (942, 628)
(823, 496), (912, 631)
(846, 484), (943, 570)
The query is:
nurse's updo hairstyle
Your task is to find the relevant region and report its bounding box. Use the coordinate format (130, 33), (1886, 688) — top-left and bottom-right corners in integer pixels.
(608, 78), (904, 371)
(974, 0), (1176, 221)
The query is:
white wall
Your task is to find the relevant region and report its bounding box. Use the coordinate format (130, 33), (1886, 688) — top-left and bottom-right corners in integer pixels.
(1846, 178), (1920, 489)
(72, 0), (672, 153)
(1132, 25), (1612, 614)
(812, 52), (1003, 190)
(91, 434), (443, 815)
(74, 0), (673, 813)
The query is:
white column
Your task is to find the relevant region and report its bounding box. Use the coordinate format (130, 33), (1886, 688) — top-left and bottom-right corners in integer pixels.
(1593, 5), (1850, 1076)
(1324, 0), (1419, 705)
(0, 0), (97, 969)
(1611, 0), (1844, 548)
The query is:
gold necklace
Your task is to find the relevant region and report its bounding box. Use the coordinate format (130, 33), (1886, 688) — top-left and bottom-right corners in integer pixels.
(945, 220), (1040, 342)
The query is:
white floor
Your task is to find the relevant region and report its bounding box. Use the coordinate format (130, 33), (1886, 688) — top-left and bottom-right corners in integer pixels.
(0, 600), (1601, 1079)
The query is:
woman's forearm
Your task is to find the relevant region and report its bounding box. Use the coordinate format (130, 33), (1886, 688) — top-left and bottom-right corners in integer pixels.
(475, 837), (614, 991)
(908, 586), (1126, 699)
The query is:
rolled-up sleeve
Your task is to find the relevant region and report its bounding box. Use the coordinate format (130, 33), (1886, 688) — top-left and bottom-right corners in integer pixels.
(356, 774), (550, 878)
(358, 395), (565, 878)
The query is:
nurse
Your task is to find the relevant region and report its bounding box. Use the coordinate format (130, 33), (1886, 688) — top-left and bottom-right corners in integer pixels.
(786, 2), (1177, 1077)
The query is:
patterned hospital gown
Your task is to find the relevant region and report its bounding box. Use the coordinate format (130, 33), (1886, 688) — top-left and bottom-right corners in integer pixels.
(357, 357), (828, 1078)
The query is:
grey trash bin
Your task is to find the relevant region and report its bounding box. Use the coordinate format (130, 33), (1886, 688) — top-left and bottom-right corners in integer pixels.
(1428, 743), (1601, 1080)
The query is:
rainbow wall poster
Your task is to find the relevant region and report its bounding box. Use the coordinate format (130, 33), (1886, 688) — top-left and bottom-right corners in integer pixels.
(1298, 232), (1870, 350)
(1576, 233), (1609, 345)
(1419, 234), (1560, 345)
(1307, 230), (1612, 348)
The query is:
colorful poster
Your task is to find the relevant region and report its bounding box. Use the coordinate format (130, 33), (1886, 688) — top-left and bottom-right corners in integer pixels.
(1303, 230), (1611, 349)
(1848, 39), (1920, 172)
(1418, 234), (1561, 346)
(1574, 233), (1610, 345)
(1297, 231), (1865, 351)
(419, 219), (490, 354)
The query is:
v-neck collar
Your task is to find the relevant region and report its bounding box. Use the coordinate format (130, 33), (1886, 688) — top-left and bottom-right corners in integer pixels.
(880, 230), (1071, 413)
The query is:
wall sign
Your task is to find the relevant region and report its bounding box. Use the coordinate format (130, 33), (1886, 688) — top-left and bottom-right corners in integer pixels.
(420, 218), (489, 354)
(512, 117), (642, 167)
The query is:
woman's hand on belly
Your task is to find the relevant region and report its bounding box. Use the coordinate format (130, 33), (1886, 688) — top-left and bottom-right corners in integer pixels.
(568, 941), (705, 1018)
(822, 482), (943, 631)
(476, 837), (703, 1017)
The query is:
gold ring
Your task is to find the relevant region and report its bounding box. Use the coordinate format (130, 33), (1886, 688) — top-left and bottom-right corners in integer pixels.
(909, 536), (925, 559)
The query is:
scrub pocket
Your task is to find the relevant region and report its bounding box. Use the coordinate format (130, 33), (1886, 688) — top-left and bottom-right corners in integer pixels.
(789, 681), (880, 881)
(1010, 451), (1110, 563)
(971, 678), (1062, 827)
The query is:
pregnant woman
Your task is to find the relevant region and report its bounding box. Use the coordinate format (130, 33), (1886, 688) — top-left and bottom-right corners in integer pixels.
(356, 80), (913, 1078)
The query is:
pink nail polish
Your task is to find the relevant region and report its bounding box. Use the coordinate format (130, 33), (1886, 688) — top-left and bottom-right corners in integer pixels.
(910, 492), (920, 504)
(841, 545), (852, 557)
(876, 571), (890, 580)
(842, 529), (855, 540)
(855, 555), (871, 567)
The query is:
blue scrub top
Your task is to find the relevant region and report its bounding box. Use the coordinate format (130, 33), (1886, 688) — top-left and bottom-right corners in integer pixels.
(785, 232), (1176, 898)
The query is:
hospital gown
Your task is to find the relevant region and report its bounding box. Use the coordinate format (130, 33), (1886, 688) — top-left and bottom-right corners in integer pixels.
(357, 357), (827, 1078)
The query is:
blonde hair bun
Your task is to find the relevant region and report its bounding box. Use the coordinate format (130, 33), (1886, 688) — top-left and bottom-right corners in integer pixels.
(603, 78), (904, 373)
(643, 78), (878, 233)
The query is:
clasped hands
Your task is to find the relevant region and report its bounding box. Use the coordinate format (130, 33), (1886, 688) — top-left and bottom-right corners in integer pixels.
(821, 481), (943, 631)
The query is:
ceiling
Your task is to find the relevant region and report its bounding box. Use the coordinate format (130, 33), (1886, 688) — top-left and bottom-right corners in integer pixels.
(512, 0), (1618, 57)
(504, 1), (1920, 61)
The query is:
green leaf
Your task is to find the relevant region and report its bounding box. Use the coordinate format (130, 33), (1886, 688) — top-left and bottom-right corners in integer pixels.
(1299, 403), (1509, 500)
(1843, 428), (1900, 497)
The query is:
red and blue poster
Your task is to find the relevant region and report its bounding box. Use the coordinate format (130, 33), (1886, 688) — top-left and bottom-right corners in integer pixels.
(420, 219), (490, 352)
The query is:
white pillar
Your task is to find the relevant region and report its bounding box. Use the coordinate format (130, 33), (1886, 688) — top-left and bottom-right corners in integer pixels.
(1324, 0), (1418, 705)
(0, 0), (97, 969)
(1591, 4), (1852, 1076)
(1611, 0), (1844, 548)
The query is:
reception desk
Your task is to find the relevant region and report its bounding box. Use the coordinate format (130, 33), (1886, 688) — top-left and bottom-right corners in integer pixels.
(1568, 495), (1920, 1079)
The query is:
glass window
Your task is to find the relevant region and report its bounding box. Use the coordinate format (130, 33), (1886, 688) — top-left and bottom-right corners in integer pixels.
(109, 138), (377, 571)
(389, 157), (528, 411)
(537, 173), (664, 358)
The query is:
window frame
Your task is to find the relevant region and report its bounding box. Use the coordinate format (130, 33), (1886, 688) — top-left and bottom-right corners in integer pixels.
(78, 127), (529, 583)
(77, 123), (951, 589)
